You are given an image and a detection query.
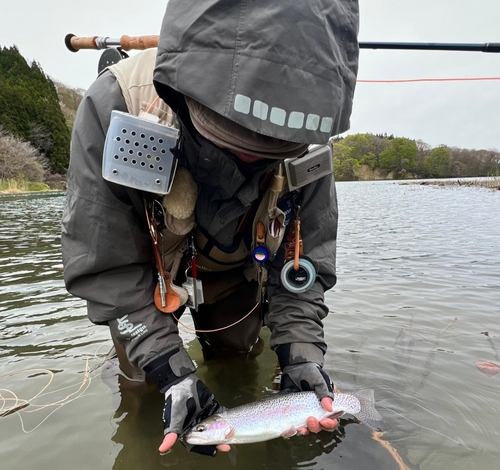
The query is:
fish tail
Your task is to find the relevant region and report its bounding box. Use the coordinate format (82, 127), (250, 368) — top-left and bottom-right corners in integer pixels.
(353, 389), (384, 431)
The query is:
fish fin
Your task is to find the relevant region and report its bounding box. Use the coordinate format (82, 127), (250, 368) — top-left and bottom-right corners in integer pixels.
(259, 394), (278, 402)
(224, 427), (236, 440)
(280, 426), (297, 439)
(226, 446), (238, 466)
(353, 389), (384, 431)
(328, 411), (345, 420)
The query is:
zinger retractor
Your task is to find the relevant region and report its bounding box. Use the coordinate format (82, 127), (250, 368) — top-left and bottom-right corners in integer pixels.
(280, 206), (317, 293)
(281, 255), (317, 293)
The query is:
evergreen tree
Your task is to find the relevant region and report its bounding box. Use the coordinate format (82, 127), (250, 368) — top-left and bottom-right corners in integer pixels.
(0, 45), (71, 173)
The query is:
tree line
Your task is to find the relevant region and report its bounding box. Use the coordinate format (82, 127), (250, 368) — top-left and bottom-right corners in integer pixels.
(0, 45), (76, 188)
(332, 133), (500, 181)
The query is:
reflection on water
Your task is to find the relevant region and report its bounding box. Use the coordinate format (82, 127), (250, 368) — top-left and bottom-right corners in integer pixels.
(0, 182), (499, 470)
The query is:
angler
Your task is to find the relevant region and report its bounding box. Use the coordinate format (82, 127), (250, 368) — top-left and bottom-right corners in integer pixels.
(61, 0), (359, 456)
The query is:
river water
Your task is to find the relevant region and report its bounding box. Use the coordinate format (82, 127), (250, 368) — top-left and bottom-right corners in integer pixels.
(0, 180), (499, 470)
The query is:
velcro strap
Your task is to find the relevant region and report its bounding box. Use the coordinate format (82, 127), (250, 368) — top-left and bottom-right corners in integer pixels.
(144, 348), (196, 392)
(276, 343), (325, 368)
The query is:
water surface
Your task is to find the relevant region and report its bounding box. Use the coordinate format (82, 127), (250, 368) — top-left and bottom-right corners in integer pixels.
(0, 181), (499, 470)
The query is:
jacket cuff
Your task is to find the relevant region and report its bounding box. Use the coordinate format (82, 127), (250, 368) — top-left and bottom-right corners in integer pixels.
(276, 343), (325, 368)
(143, 347), (196, 392)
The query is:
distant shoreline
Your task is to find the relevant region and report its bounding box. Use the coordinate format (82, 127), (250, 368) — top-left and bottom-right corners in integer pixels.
(2, 179), (498, 196)
(400, 178), (500, 190)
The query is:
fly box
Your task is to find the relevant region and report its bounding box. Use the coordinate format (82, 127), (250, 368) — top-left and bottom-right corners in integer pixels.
(102, 111), (179, 195)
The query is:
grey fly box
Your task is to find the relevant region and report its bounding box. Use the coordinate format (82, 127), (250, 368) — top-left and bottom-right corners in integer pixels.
(102, 111), (179, 195)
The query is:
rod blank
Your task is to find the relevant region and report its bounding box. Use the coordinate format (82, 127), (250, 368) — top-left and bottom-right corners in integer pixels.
(360, 41), (500, 53)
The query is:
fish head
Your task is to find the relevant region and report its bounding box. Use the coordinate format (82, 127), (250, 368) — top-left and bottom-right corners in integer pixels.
(183, 415), (234, 445)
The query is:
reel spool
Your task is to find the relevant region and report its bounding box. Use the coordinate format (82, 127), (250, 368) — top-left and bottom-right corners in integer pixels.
(98, 48), (129, 74)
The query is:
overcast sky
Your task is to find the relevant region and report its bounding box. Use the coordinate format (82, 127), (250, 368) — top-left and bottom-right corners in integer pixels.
(1, 0), (499, 150)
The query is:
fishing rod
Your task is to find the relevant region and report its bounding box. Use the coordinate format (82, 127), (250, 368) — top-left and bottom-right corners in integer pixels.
(360, 42), (500, 53)
(65, 34), (500, 53)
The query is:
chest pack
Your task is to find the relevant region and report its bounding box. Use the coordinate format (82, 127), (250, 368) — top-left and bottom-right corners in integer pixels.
(104, 51), (331, 312)
(153, 162), (294, 309)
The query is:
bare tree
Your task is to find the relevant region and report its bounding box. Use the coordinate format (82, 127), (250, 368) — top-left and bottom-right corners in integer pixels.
(0, 126), (48, 182)
(29, 123), (53, 155)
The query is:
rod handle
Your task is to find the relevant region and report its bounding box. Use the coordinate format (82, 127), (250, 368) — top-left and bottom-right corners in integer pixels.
(65, 34), (98, 52)
(119, 35), (159, 51)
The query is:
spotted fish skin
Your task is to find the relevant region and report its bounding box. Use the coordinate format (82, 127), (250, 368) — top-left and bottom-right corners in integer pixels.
(184, 390), (380, 445)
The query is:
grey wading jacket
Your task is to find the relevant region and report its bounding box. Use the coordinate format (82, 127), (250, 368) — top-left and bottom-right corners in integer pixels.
(61, 0), (359, 389)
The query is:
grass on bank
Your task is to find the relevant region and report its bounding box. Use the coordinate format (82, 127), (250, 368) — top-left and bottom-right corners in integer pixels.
(0, 178), (52, 194)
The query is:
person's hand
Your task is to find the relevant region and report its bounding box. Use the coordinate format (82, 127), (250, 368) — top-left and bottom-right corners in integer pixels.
(280, 362), (338, 435)
(159, 373), (231, 455)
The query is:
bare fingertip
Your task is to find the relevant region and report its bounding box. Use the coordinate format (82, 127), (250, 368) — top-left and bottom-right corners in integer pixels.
(321, 397), (333, 412)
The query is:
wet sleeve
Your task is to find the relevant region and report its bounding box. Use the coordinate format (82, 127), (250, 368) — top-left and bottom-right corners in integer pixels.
(264, 172), (338, 366)
(61, 71), (195, 379)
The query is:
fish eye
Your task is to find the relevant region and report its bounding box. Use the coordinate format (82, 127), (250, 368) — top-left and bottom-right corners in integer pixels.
(194, 425), (206, 432)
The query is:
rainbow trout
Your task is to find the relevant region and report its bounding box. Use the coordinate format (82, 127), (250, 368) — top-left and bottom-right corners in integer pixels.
(183, 390), (383, 445)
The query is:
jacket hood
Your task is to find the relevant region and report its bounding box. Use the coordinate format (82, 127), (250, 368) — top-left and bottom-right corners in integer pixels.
(153, 0), (359, 145)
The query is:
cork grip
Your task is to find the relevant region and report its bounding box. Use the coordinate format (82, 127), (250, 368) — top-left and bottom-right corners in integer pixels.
(120, 35), (159, 51)
(65, 34), (98, 52)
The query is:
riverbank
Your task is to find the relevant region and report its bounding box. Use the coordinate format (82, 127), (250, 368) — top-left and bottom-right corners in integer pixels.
(0, 188), (55, 195)
(400, 177), (500, 190)
(0, 189), (64, 195)
(0, 177), (65, 194)
(3, 177), (498, 195)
